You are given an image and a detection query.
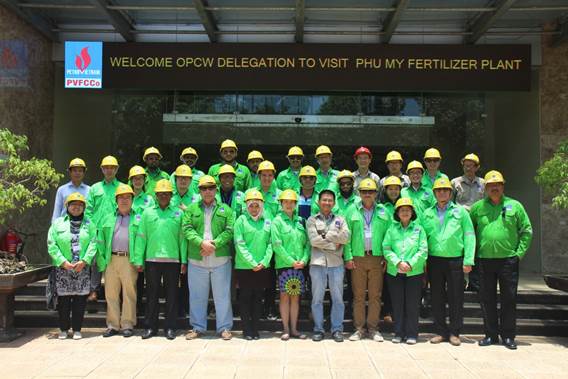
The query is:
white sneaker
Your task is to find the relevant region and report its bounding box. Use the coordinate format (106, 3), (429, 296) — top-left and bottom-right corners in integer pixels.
(392, 336), (402, 344)
(72, 331), (82, 340)
(406, 337), (417, 345)
(349, 330), (363, 341)
(58, 331), (68, 340)
(371, 331), (384, 342)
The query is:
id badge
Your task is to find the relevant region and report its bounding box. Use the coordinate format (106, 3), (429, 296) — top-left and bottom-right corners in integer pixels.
(364, 229), (372, 240)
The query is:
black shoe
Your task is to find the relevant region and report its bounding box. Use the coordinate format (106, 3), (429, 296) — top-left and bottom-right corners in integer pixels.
(245, 335), (253, 341)
(141, 329), (156, 339)
(122, 329), (133, 338)
(165, 329), (176, 340)
(503, 338), (517, 350)
(312, 332), (324, 342)
(103, 328), (119, 338)
(478, 336), (499, 346)
(332, 331), (344, 343)
(466, 284), (480, 292)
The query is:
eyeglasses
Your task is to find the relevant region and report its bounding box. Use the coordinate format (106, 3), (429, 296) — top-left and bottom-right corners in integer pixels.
(424, 159), (440, 163)
(339, 181), (353, 187)
(288, 156), (302, 160)
(360, 190), (376, 195)
(200, 186), (216, 192)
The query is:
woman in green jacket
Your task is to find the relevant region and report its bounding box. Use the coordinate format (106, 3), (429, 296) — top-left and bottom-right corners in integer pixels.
(128, 165), (155, 216)
(47, 192), (97, 340)
(234, 189), (273, 340)
(382, 197), (428, 345)
(271, 190), (310, 340)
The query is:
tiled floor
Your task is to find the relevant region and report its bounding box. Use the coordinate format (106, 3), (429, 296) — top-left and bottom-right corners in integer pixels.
(1, 329), (567, 379)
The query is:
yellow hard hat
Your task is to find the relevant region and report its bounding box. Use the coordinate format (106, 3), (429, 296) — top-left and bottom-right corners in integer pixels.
(218, 164), (236, 176)
(247, 150), (264, 161)
(174, 164), (193, 177)
(299, 165), (317, 177)
(100, 155), (119, 167)
(65, 192), (86, 206)
(383, 176), (403, 188)
(315, 145), (332, 157)
(154, 179), (173, 193)
(432, 177), (452, 191)
(278, 189), (298, 202)
(287, 146), (304, 157)
(257, 160), (276, 173)
(406, 160), (424, 173)
(484, 170), (505, 184)
(128, 165), (146, 179)
(180, 147), (198, 160)
(461, 153), (480, 165)
(68, 158), (86, 169)
(424, 148), (442, 160)
(245, 189), (264, 202)
(385, 150), (403, 163)
(395, 197), (414, 211)
(143, 146), (162, 160)
(358, 178), (378, 191)
(336, 170), (354, 182)
(115, 184), (134, 197)
(219, 139), (238, 152)
(198, 175), (217, 188)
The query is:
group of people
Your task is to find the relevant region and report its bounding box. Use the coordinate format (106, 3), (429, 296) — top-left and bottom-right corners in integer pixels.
(47, 140), (532, 350)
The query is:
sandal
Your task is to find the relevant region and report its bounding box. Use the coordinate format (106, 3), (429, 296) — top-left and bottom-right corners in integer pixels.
(291, 333), (307, 340)
(281, 333), (290, 341)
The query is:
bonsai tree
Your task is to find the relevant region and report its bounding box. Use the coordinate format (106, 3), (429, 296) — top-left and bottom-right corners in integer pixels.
(0, 129), (62, 226)
(535, 139), (568, 209)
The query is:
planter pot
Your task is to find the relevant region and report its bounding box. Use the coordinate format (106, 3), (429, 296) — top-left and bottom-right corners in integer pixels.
(0, 265), (51, 342)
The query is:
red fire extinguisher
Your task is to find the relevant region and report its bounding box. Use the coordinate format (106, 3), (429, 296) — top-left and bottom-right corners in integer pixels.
(0, 228), (23, 255)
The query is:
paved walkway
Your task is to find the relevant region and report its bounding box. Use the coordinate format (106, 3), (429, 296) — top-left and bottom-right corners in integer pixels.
(1, 329), (567, 379)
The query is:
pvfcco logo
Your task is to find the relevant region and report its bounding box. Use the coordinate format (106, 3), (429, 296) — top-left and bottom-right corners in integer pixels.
(64, 41), (103, 89)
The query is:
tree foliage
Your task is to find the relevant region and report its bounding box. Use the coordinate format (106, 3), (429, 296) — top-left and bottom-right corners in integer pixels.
(0, 129), (63, 225)
(535, 139), (568, 209)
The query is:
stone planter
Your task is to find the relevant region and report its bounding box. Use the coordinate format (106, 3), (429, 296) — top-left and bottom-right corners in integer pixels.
(0, 265), (51, 342)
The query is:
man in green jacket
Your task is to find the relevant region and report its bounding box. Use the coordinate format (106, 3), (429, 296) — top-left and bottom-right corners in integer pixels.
(208, 139), (252, 192)
(133, 179), (187, 340)
(183, 175), (235, 341)
(97, 184), (140, 338)
(256, 160), (281, 220)
(344, 179), (390, 343)
(170, 147), (205, 197)
(171, 164), (199, 211)
(401, 160), (436, 219)
(335, 170), (360, 217)
(85, 155), (123, 303)
(247, 150), (264, 190)
(315, 145), (339, 194)
(421, 178), (476, 346)
(215, 164), (246, 220)
(422, 148), (449, 189)
(276, 146), (304, 192)
(143, 147), (171, 196)
(470, 170), (533, 350)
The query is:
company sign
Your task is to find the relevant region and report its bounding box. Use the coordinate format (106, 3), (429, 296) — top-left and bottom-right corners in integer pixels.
(64, 41), (102, 88)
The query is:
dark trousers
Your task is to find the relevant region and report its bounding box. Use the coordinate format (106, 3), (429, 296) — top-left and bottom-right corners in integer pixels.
(479, 257), (519, 340)
(387, 273), (423, 339)
(145, 261), (180, 331)
(179, 272), (189, 316)
(240, 288), (264, 337)
(381, 279), (393, 317)
(263, 268), (277, 316)
(428, 256), (465, 337)
(468, 258), (480, 289)
(136, 271), (145, 312)
(58, 295), (88, 332)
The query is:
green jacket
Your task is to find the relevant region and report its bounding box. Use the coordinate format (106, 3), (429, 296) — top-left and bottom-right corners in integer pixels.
(469, 196), (533, 259)
(132, 191), (155, 217)
(335, 192), (361, 217)
(234, 213), (273, 269)
(271, 211), (311, 269)
(421, 202), (476, 266)
(382, 220), (428, 277)
(145, 168), (170, 195)
(276, 167), (301, 192)
(85, 178), (122, 226)
(47, 215), (98, 267)
(315, 168), (339, 194)
(382, 201), (396, 219)
(96, 212), (141, 271)
(215, 189), (245, 220)
(183, 201), (234, 261)
(208, 162), (252, 192)
(256, 182), (281, 220)
(170, 167), (205, 197)
(344, 202), (391, 260)
(250, 172), (261, 191)
(133, 204), (187, 266)
(421, 170), (449, 189)
(171, 189), (200, 211)
(401, 185), (436, 218)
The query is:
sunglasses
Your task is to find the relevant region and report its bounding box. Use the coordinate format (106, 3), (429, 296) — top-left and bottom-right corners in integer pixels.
(200, 186), (217, 192)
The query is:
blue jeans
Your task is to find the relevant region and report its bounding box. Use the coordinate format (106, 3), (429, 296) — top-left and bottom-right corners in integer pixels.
(310, 265), (345, 333)
(188, 260), (233, 333)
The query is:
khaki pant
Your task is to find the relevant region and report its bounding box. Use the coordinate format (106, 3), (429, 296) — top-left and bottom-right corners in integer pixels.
(104, 255), (138, 330)
(352, 255), (385, 333)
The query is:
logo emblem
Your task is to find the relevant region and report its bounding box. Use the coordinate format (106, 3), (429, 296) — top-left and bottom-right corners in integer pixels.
(65, 41), (102, 89)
